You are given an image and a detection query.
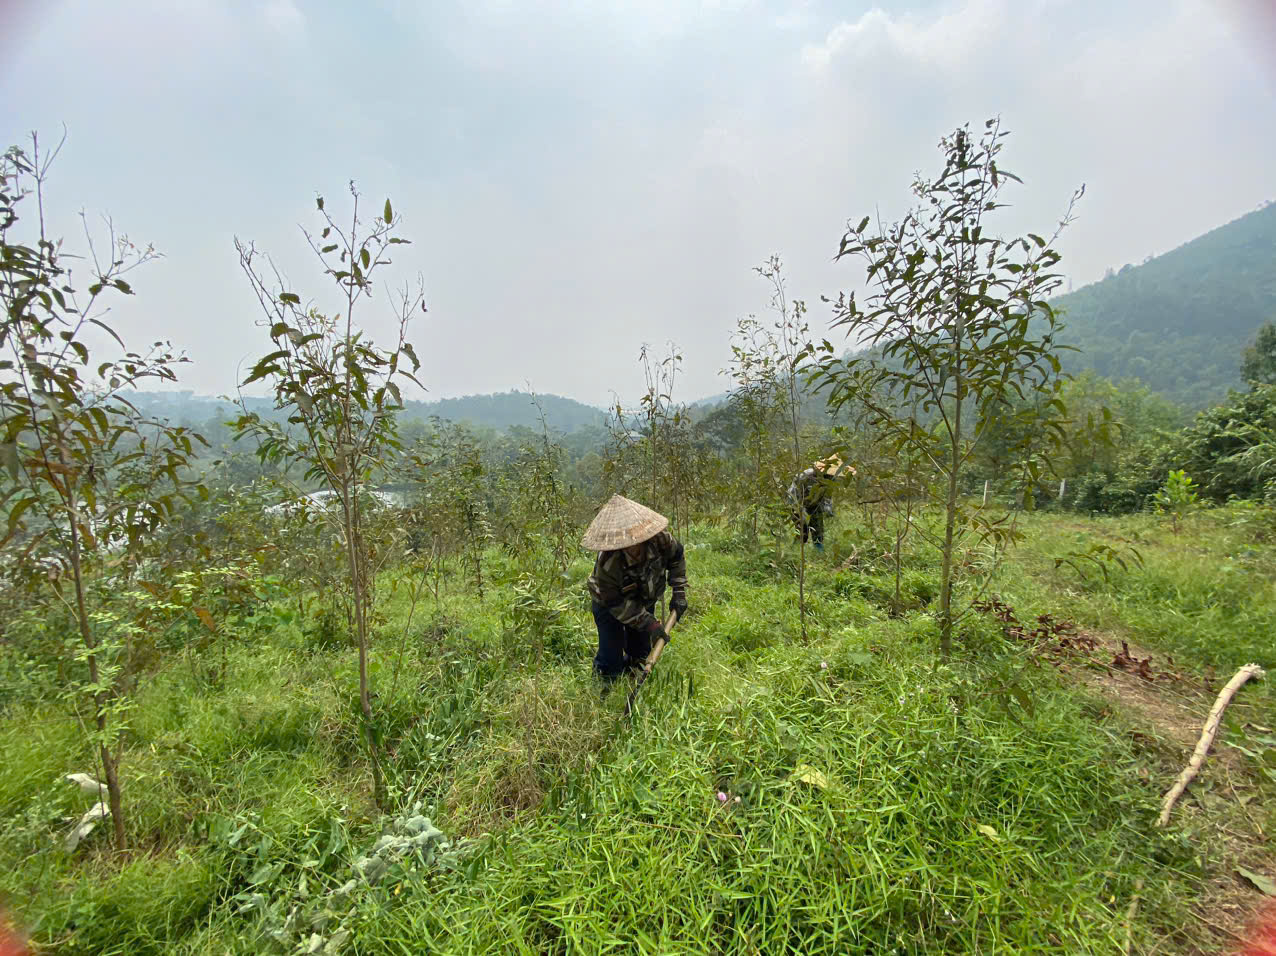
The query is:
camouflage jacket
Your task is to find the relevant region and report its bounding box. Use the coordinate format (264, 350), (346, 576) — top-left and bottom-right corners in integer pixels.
(587, 530), (688, 631)
(788, 469), (834, 515)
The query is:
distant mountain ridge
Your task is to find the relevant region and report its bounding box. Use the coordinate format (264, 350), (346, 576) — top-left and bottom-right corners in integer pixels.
(128, 389), (606, 434)
(124, 201), (1276, 440)
(402, 390), (604, 432)
(1054, 201), (1276, 407)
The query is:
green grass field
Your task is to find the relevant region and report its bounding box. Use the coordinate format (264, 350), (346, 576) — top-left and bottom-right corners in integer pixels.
(1, 506), (1273, 954)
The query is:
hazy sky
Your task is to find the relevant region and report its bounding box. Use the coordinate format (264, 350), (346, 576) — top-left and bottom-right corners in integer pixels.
(3, 0), (1274, 407)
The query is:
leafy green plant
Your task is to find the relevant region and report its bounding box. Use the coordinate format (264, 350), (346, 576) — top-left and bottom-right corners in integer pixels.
(640, 342), (698, 537)
(1154, 383), (1276, 502)
(1153, 469), (1199, 533)
(495, 389), (578, 581)
(1241, 320), (1276, 386)
(218, 804), (457, 954)
(753, 256), (819, 640)
(725, 313), (787, 543)
(0, 135), (205, 849)
(1053, 540), (1144, 584)
(503, 574), (579, 666)
(419, 419), (490, 598)
(814, 118), (1080, 655)
(234, 186), (424, 807)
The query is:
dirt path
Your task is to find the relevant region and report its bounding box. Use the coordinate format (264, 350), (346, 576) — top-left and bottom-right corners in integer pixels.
(1060, 630), (1274, 953)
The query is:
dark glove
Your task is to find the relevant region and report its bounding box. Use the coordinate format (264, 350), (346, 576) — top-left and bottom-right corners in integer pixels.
(645, 616), (669, 645)
(670, 593), (688, 620)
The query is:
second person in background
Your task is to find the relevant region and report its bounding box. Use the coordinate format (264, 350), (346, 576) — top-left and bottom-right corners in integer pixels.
(789, 456), (853, 552)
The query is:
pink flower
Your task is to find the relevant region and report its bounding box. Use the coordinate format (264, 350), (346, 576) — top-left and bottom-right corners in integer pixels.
(716, 791), (728, 803)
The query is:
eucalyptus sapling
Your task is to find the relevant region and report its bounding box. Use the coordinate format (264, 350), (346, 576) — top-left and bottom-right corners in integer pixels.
(234, 186), (424, 808)
(814, 119), (1079, 655)
(0, 135), (206, 849)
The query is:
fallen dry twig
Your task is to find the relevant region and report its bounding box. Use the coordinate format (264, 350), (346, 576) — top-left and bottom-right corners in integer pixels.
(1158, 662), (1266, 827)
(1124, 661), (1266, 954)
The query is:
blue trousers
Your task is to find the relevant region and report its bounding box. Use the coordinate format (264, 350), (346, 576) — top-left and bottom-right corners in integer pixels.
(592, 602), (655, 681)
(794, 507), (825, 547)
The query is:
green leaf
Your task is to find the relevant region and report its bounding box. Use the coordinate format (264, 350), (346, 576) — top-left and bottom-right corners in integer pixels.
(791, 764), (832, 790)
(0, 442), (18, 480)
(39, 393), (64, 422)
(384, 198), (393, 223)
(248, 861), (284, 886)
(1237, 867), (1276, 896)
(361, 247), (370, 269)
(113, 279), (133, 294)
(7, 495), (35, 538)
(976, 824), (999, 840)
(1009, 685), (1034, 718)
(279, 292), (301, 306)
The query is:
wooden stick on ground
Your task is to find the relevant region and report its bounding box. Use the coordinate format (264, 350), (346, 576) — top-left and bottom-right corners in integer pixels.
(1158, 662), (1266, 827)
(1124, 661), (1266, 954)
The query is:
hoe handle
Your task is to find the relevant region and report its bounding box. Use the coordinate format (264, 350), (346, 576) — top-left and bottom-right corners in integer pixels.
(624, 608), (679, 717)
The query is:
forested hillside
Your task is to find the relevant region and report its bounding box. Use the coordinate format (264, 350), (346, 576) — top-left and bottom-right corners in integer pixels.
(1055, 201), (1276, 407)
(402, 391), (605, 432)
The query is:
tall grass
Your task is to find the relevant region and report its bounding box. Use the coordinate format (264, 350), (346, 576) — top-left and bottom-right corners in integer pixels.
(3, 508), (1267, 952)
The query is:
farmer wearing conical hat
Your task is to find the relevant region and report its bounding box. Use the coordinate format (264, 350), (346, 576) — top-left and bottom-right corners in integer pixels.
(583, 495), (688, 684)
(788, 455), (854, 552)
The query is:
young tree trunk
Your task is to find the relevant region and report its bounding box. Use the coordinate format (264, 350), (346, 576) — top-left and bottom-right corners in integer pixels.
(341, 483), (385, 808)
(893, 527), (903, 611)
(789, 393), (807, 641)
(939, 338), (964, 658)
(67, 518), (126, 851)
(749, 436), (762, 543)
(466, 504), (484, 599)
(939, 466), (958, 657)
(894, 461), (915, 613)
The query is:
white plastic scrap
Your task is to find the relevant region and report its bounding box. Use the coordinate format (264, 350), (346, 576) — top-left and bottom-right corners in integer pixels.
(64, 801), (110, 852)
(65, 773), (106, 796)
(62, 773), (111, 852)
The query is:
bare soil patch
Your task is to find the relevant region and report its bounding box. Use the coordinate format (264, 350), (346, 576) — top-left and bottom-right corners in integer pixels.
(1061, 630), (1274, 954)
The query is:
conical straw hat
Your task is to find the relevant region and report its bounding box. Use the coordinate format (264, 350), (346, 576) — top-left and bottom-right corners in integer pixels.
(814, 455), (846, 477)
(581, 494), (668, 551)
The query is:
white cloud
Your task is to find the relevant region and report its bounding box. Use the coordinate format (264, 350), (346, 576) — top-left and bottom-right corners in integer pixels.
(263, 0), (306, 35)
(801, 0), (1051, 76)
(1, 0), (1271, 404)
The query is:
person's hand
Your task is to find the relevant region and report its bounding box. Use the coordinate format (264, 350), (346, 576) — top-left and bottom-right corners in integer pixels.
(670, 593), (688, 619)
